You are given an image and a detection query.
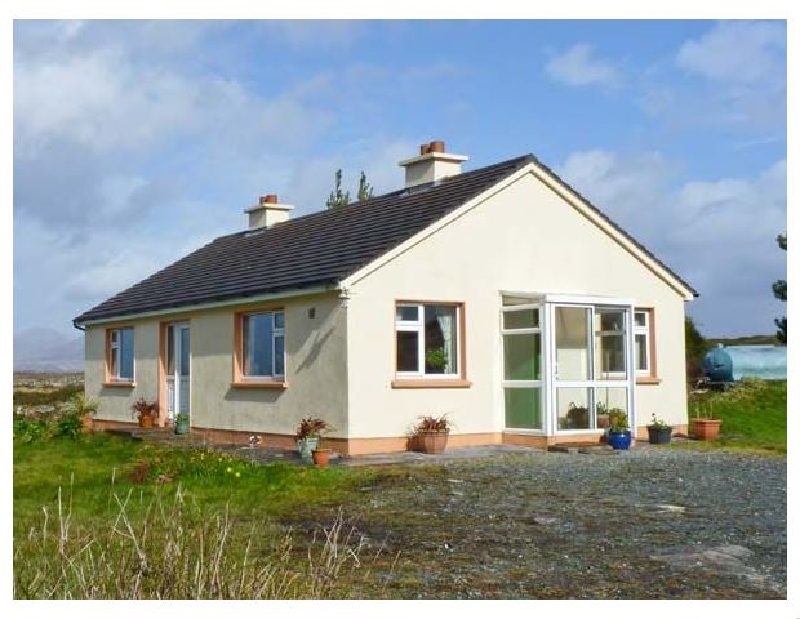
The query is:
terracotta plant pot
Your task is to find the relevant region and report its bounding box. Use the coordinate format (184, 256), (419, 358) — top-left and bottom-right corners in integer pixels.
(692, 418), (722, 441)
(417, 430), (449, 454)
(140, 415), (154, 429)
(312, 448), (332, 468)
(82, 414), (94, 433)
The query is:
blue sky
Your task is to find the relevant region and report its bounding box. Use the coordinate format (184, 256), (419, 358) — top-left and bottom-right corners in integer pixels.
(13, 19), (787, 338)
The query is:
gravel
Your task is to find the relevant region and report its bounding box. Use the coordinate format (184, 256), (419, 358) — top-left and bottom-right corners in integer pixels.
(301, 449), (786, 599)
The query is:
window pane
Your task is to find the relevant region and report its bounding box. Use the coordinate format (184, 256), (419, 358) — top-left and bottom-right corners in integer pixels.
(396, 305), (419, 322)
(635, 333), (648, 371)
(110, 346), (119, 377)
(596, 386), (628, 428)
(599, 310), (625, 331)
(424, 305), (458, 374)
(396, 330), (419, 372)
(179, 327), (190, 376)
(597, 334), (626, 376)
(120, 328), (134, 380)
(555, 306), (589, 381)
(634, 311), (647, 327)
(274, 311), (285, 330)
(502, 295), (537, 306)
(557, 388), (590, 430)
(244, 313), (273, 376)
(274, 334), (285, 376)
(503, 308), (539, 330)
(503, 333), (541, 380)
(504, 387), (542, 429)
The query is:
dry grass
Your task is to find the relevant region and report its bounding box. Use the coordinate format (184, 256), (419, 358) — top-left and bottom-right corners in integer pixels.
(14, 481), (393, 599)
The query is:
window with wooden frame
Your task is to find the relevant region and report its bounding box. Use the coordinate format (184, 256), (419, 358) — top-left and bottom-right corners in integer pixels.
(232, 309), (286, 387)
(105, 327), (134, 385)
(634, 308), (659, 384)
(392, 301), (470, 388)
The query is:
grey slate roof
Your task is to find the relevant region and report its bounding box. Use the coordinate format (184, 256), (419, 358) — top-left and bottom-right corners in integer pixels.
(74, 153), (697, 325)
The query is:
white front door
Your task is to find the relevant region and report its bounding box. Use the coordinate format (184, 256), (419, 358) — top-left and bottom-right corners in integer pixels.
(166, 322), (190, 422)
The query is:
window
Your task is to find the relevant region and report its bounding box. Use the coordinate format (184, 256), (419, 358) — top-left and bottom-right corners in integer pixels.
(394, 302), (466, 384)
(233, 309), (286, 386)
(106, 327), (134, 383)
(594, 309), (627, 378)
(634, 309), (657, 381)
(501, 297), (543, 430)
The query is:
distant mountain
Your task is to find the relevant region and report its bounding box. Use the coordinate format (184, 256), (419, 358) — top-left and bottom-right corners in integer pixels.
(13, 327), (84, 372)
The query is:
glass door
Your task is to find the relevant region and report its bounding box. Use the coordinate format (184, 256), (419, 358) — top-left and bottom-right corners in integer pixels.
(166, 323), (190, 422)
(551, 304), (633, 432)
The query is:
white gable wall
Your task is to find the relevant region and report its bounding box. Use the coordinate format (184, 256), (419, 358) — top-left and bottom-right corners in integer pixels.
(345, 171), (689, 439)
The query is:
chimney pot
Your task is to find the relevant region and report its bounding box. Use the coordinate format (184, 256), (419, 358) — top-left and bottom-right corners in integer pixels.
(420, 143), (430, 156)
(259, 194), (279, 205)
(429, 140), (445, 153)
(398, 139), (468, 188)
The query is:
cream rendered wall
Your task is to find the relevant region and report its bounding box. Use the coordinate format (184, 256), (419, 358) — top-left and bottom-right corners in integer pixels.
(85, 322), (160, 422)
(85, 292), (348, 436)
(345, 171), (689, 439)
(190, 293), (348, 436)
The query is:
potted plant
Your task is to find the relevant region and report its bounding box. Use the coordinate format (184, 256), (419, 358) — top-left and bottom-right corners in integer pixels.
(295, 417), (332, 461)
(646, 414), (673, 445)
(425, 347), (448, 373)
(174, 411), (190, 435)
(606, 411), (632, 450)
(414, 414), (450, 454)
(690, 402), (722, 441)
(67, 393), (99, 433)
(131, 397), (158, 428)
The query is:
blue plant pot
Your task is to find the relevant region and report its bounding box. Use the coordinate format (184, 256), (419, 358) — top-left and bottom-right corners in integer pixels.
(607, 430), (632, 450)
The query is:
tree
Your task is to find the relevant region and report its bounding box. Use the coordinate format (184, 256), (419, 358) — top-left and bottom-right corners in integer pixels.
(357, 170), (373, 202)
(685, 315), (708, 387)
(326, 169), (374, 209)
(772, 233), (787, 344)
(325, 169), (350, 209)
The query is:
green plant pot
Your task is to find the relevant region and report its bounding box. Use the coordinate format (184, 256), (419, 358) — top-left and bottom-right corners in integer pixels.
(175, 419), (189, 435)
(297, 437), (319, 460)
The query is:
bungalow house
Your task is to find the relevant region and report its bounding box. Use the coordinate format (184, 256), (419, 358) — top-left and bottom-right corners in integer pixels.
(74, 140), (697, 455)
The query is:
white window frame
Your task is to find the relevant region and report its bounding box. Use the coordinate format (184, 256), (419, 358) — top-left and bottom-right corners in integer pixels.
(595, 308), (629, 381)
(501, 300), (545, 432)
(634, 310), (650, 376)
(395, 303), (460, 379)
(108, 327), (135, 382)
(242, 310), (285, 380)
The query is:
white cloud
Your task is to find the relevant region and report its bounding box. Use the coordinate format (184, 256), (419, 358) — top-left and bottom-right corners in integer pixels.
(545, 44), (621, 88)
(559, 149), (786, 336)
(676, 21), (786, 84)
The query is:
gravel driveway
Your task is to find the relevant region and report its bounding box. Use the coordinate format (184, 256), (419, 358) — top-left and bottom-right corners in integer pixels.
(294, 449), (787, 599)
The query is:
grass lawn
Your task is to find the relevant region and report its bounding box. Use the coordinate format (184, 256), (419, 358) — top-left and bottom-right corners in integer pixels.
(681, 378), (787, 454)
(13, 433), (438, 598)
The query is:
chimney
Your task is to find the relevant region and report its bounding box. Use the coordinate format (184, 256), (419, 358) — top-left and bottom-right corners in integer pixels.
(398, 140), (468, 188)
(244, 194), (294, 230)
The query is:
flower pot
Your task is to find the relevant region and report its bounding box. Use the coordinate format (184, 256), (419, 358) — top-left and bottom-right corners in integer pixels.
(297, 437), (319, 460)
(82, 414), (94, 433)
(647, 425), (672, 445)
(692, 419), (722, 441)
(174, 418), (189, 435)
(607, 430), (632, 450)
(312, 448), (332, 468)
(417, 430), (449, 454)
(140, 415), (154, 429)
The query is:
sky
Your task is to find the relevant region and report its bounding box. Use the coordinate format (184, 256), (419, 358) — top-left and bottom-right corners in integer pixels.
(12, 18), (788, 338)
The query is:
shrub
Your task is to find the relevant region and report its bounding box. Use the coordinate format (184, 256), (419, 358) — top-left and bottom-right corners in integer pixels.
(55, 411), (83, 439)
(13, 418), (50, 443)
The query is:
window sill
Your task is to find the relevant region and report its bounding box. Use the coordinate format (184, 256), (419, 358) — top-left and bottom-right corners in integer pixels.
(636, 377), (662, 385)
(102, 381), (136, 388)
(230, 380), (287, 389)
(391, 378), (472, 389)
